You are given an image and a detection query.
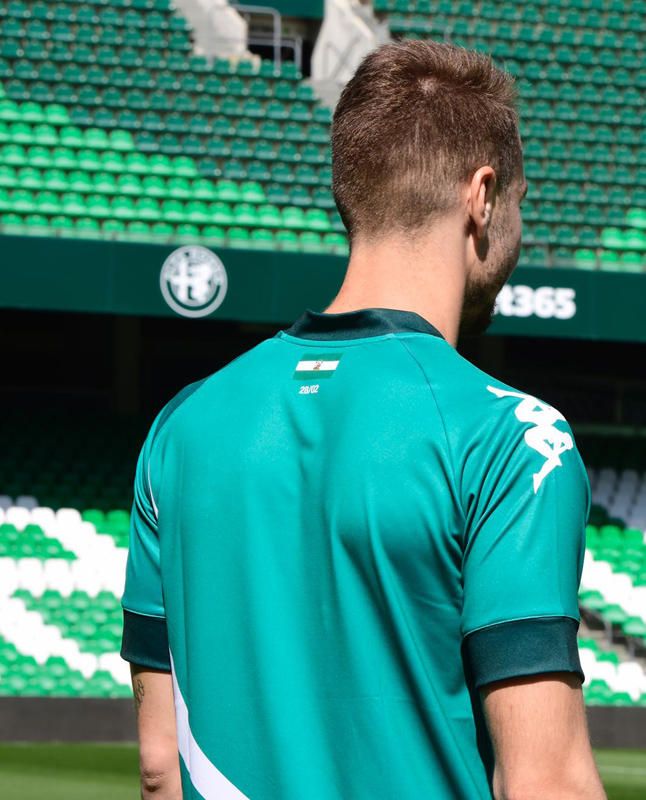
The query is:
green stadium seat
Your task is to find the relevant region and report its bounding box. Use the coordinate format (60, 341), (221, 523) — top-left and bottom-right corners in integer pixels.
(227, 226), (251, 247)
(145, 220), (170, 238)
(199, 224), (224, 241)
(185, 200), (210, 224)
(300, 231), (325, 252)
(117, 174), (143, 195)
(275, 229), (300, 251)
(255, 203), (280, 227)
(208, 201), (231, 225)
(267, 184), (291, 206)
(67, 171), (92, 192)
(3, 144), (27, 165)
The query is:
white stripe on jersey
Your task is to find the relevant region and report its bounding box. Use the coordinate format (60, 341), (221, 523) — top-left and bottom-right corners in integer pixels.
(171, 652), (250, 799)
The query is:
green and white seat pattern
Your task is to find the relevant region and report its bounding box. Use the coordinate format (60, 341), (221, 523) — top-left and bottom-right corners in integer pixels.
(580, 637), (646, 706)
(0, 494), (645, 702)
(0, 503), (131, 696)
(580, 555), (646, 640)
(577, 467), (646, 656)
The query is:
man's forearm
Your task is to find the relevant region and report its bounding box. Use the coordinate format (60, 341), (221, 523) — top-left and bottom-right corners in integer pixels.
(130, 665), (181, 800)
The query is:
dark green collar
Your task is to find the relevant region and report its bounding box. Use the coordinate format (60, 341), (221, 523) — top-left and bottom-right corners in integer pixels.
(283, 307), (444, 341)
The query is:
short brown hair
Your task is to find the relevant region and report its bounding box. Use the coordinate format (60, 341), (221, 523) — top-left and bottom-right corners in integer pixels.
(331, 40), (522, 242)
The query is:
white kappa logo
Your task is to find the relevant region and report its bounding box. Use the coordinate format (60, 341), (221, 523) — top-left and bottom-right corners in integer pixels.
(160, 246), (228, 318)
(487, 386), (574, 493)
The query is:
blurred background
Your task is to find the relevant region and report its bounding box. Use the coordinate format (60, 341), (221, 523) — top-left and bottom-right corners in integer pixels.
(0, 0), (644, 797)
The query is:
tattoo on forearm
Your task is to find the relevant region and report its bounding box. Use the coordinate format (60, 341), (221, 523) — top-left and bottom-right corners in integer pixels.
(133, 677), (145, 711)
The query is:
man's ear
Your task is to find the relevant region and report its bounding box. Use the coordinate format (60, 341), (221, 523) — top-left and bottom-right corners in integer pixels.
(467, 166), (497, 240)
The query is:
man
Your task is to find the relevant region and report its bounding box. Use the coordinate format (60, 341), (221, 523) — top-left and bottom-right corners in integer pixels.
(121, 40), (606, 799)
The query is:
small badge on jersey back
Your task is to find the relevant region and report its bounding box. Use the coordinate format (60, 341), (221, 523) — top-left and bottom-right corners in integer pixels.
(293, 352), (343, 393)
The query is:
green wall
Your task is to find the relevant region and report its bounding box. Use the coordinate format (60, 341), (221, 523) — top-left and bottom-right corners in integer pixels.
(269, 1), (323, 19)
(1, 234), (644, 342)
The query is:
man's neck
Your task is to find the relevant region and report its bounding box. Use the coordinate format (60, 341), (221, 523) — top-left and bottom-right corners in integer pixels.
(324, 223), (467, 347)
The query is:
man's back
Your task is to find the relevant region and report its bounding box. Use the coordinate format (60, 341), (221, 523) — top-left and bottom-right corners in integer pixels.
(122, 307), (588, 800)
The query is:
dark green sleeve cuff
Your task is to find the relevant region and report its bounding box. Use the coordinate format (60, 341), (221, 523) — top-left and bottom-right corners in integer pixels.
(464, 616), (583, 689)
(121, 609), (171, 671)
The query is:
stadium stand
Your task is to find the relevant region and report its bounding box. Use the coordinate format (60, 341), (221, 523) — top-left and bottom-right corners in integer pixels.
(0, 0), (643, 265)
(2, 495), (646, 704)
(0, 408), (645, 704)
(0, 0), (345, 253)
(0, 0), (644, 705)
(577, 465), (646, 648)
(0, 503), (131, 697)
(580, 636), (646, 706)
(373, 0), (645, 271)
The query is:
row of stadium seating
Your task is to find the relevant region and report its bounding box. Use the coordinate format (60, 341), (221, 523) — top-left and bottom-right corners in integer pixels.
(575, 468), (646, 655)
(0, 2), (347, 252)
(584, 525), (646, 585)
(1, 0), (175, 16)
(0, 636), (130, 698)
(0, 0), (643, 268)
(374, 0), (645, 271)
(581, 555), (646, 641)
(387, 20), (643, 56)
(14, 588), (122, 656)
(373, 0), (645, 26)
(580, 638), (646, 706)
(589, 467), (646, 537)
(0, 475), (644, 704)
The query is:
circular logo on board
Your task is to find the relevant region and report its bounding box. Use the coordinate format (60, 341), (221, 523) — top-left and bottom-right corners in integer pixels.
(160, 246), (228, 318)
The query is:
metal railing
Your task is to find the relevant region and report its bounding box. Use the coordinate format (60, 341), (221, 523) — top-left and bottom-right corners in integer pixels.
(232, 4), (283, 67)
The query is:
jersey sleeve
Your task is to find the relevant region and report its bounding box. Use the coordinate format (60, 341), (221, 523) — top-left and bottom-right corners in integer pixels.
(460, 388), (590, 689)
(120, 415), (171, 671)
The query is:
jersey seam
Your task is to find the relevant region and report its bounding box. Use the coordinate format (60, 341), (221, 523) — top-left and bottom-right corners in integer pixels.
(145, 340), (282, 514)
(276, 330), (448, 348)
(152, 376), (210, 444)
(463, 613), (580, 639)
(393, 336), (466, 529)
(151, 339), (282, 448)
(145, 378), (209, 523)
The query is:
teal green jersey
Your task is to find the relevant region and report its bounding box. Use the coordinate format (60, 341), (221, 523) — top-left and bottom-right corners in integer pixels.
(122, 308), (589, 800)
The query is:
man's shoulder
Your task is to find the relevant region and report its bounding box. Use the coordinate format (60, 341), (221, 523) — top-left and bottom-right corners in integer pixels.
(149, 337), (281, 444)
(403, 336), (574, 459)
(418, 344), (584, 499)
(403, 336), (553, 424)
